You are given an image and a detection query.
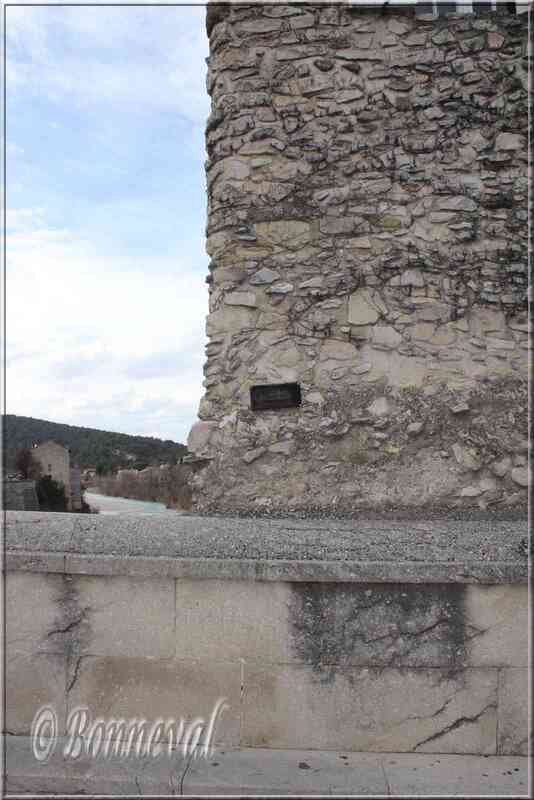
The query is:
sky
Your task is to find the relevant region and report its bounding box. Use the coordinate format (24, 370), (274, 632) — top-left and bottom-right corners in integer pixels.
(5, 2), (210, 444)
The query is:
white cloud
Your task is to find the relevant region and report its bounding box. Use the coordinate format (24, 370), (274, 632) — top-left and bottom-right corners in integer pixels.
(6, 5), (210, 124)
(7, 210), (208, 442)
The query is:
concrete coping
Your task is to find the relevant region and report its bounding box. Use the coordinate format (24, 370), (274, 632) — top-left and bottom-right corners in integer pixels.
(4, 510), (528, 584)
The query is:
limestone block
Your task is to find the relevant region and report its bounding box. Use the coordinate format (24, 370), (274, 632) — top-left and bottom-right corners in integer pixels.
(305, 391), (324, 405)
(175, 579), (292, 663)
(319, 340), (357, 363)
(367, 397), (390, 417)
(210, 157), (250, 183)
(459, 129), (489, 151)
(460, 486), (483, 498)
(68, 576), (175, 658)
(510, 467), (529, 487)
(359, 346), (427, 388)
(464, 585), (528, 668)
(6, 652), (66, 735)
(240, 18), (282, 35)
(269, 440), (294, 456)
(490, 456), (512, 477)
(498, 669), (529, 755)
(417, 301), (452, 328)
(488, 32), (505, 50)
(430, 328), (456, 347)
(436, 196), (477, 212)
(6, 572), (63, 656)
(225, 292), (257, 308)
(320, 217), (355, 236)
(206, 306), (257, 335)
(348, 289), (386, 325)
(407, 422), (424, 436)
(68, 656), (241, 746)
(495, 133), (525, 152)
(242, 665), (497, 754)
(452, 443), (481, 472)
(256, 220), (312, 249)
(243, 448), (265, 464)
(372, 326), (402, 350)
(267, 282), (294, 294)
(388, 19), (410, 35)
(299, 276), (324, 289)
(187, 421), (219, 456)
(250, 268), (279, 285)
(400, 269), (425, 288)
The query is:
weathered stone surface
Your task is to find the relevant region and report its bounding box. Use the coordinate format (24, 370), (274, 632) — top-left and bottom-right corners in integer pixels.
(243, 447), (266, 464)
(436, 196), (478, 212)
(407, 421), (424, 436)
(6, 572), (62, 656)
(225, 291), (257, 308)
(175, 579), (292, 663)
(452, 444), (481, 472)
(348, 289), (385, 325)
(5, 510), (528, 584)
(69, 656), (241, 746)
(187, 421), (218, 456)
(372, 326), (403, 350)
(495, 133), (525, 152)
(71, 575), (175, 658)
(194, 4), (528, 513)
(510, 467), (529, 487)
(242, 664), (498, 753)
(6, 652), (66, 734)
(250, 268), (280, 285)
(497, 669), (529, 755)
(267, 282), (294, 295)
(367, 397), (390, 418)
(464, 585), (528, 668)
(383, 752), (527, 796)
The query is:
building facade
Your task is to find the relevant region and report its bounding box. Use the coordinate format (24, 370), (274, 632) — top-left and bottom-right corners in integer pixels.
(187, 2), (529, 513)
(32, 440), (73, 510)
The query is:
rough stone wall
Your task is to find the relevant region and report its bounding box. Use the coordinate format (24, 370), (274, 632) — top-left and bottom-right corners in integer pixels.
(188, 3), (530, 513)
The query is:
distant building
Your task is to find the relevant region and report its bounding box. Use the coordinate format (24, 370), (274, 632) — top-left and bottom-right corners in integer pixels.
(32, 440), (73, 510)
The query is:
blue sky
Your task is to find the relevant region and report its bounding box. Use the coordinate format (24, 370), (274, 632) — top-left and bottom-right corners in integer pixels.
(6, 3), (210, 443)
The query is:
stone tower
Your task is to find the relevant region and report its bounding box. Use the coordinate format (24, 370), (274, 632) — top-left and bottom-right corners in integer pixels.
(187, 2), (529, 514)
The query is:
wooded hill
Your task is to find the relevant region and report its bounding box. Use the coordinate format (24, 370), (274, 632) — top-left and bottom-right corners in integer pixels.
(3, 414), (188, 473)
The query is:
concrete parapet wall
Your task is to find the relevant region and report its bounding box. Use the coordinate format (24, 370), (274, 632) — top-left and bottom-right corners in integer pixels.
(5, 511), (529, 756)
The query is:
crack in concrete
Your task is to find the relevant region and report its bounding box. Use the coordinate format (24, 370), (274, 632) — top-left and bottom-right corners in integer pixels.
(46, 610), (89, 638)
(380, 759), (392, 796)
(413, 702), (497, 751)
(66, 655), (84, 694)
(179, 748), (197, 796)
(406, 694), (455, 722)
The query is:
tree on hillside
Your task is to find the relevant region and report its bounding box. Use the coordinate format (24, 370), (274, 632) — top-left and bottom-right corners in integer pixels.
(15, 448), (42, 480)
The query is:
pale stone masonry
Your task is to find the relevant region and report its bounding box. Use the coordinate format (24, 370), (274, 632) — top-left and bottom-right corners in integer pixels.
(188, 3), (529, 513)
(4, 510), (529, 759)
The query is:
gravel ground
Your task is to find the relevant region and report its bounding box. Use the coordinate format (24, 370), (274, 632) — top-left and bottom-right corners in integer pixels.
(5, 509), (529, 564)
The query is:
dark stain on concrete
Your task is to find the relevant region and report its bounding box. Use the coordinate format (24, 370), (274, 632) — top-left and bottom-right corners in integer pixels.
(289, 582), (468, 683)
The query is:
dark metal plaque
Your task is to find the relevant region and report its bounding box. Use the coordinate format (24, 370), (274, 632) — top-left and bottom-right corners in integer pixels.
(250, 383), (301, 411)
